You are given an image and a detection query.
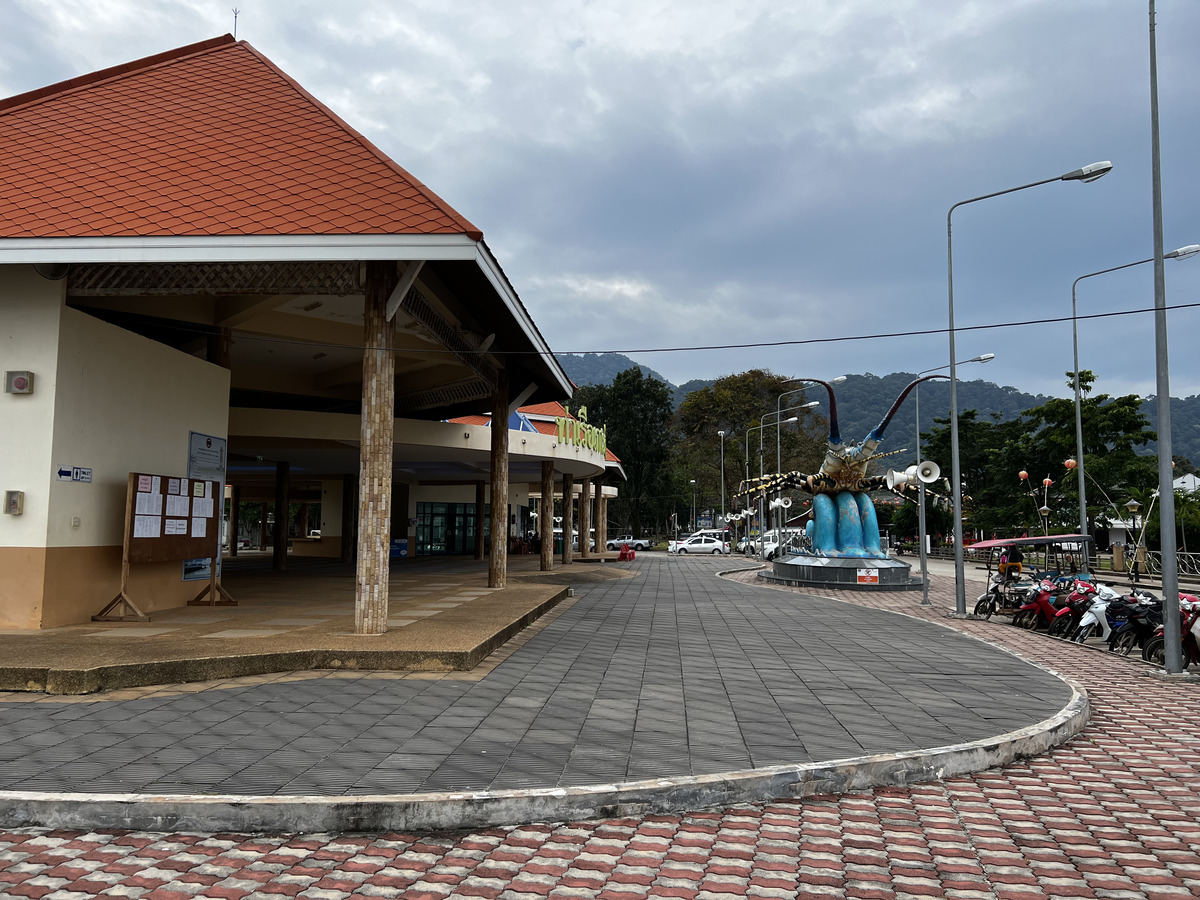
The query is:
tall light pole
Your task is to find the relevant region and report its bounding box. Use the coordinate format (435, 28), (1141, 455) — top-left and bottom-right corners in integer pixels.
(746, 419), (794, 552)
(1071, 245), (1199, 569)
(764, 403), (818, 547)
(717, 430), (726, 527)
(758, 408), (806, 549)
(948, 159), (1112, 614)
(689, 478), (696, 532)
(915, 353), (994, 606)
(1149, 0), (1183, 673)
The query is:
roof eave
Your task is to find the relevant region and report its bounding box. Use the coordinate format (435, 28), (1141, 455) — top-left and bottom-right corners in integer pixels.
(0, 233), (480, 264)
(0, 231), (573, 399)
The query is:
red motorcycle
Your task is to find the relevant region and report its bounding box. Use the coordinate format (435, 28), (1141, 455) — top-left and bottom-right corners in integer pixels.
(1142, 594), (1200, 668)
(1012, 578), (1063, 631)
(1047, 579), (1098, 639)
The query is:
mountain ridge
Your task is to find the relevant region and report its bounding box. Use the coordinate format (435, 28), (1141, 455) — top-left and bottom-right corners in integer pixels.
(557, 353), (1200, 464)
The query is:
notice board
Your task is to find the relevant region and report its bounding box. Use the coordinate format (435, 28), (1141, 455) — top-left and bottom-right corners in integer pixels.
(124, 472), (221, 563)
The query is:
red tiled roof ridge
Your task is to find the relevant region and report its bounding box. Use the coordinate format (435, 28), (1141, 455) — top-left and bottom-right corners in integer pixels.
(0, 35), (484, 241)
(0, 34), (236, 115)
(238, 42), (482, 242)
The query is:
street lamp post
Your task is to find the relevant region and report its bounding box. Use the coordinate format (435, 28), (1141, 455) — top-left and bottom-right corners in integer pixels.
(689, 479), (696, 533)
(1071, 245), (1199, 572)
(746, 419), (795, 555)
(948, 159), (1112, 614)
(717, 430), (726, 527)
(1149, 0), (1183, 673)
(1126, 498), (1142, 579)
(763, 403), (818, 549)
(915, 353), (994, 606)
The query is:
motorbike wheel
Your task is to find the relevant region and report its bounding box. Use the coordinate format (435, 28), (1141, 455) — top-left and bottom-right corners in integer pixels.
(1142, 636), (1166, 666)
(1073, 624), (1095, 644)
(973, 595), (997, 621)
(1141, 635), (1193, 669)
(1111, 628), (1139, 656)
(1012, 610), (1038, 630)
(1047, 615), (1074, 639)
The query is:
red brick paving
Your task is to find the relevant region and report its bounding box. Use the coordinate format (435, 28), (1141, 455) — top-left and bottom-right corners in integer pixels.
(2, 569), (1199, 898)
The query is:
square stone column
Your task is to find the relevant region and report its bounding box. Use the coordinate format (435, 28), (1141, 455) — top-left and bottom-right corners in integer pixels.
(561, 473), (574, 566)
(355, 260), (398, 635)
(540, 462), (554, 572)
(488, 374), (509, 588)
(580, 478), (592, 559)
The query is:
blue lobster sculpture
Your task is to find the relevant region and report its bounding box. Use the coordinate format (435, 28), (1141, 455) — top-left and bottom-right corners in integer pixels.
(739, 375), (947, 559)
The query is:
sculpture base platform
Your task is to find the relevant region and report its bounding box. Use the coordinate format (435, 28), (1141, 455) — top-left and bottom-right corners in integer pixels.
(763, 554), (922, 592)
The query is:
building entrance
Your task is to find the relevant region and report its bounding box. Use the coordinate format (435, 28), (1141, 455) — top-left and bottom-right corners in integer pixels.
(416, 502), (478, 556)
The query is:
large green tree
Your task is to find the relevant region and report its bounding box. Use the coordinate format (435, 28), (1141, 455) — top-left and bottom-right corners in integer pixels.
(572, 368), (673, 537)
(671, 370), (827, 528)
(921, 371), (1156, 541)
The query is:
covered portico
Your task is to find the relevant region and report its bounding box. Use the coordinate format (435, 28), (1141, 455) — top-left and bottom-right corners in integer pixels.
(0, 35), (583, 631)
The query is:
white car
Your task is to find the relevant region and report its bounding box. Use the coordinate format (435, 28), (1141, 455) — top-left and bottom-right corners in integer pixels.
(669, 535), (731, 555)
(607, 535), (651, 551)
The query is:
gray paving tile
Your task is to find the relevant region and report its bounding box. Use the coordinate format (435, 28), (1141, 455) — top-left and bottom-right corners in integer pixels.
(0, 555), (1070, 798)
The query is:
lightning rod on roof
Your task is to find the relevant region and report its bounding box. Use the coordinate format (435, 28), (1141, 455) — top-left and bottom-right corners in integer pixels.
(232, 7), (240, 39)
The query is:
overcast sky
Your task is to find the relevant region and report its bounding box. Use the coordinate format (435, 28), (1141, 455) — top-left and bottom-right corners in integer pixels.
(4, 0), (1200, 401)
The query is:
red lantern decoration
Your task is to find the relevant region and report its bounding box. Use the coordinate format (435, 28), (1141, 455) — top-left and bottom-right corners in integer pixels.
(1018, 470), (1029, 481)
(1043, 477), (1053, 487)
(1064, 459), (1077, 470)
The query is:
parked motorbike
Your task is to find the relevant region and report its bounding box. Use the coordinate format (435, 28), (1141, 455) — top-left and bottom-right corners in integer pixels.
(1011, 578), (1062, 630)
(1048, 579), (1098, 639)
(1107, 589), (1163, 656)
(1141, 594), (1200, 668)
(974, 571), (1030, 620)
(1070, 582), (1123, 643)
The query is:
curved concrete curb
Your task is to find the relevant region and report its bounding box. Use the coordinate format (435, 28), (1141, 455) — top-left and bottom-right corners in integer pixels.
(0, 687), (1088, 834)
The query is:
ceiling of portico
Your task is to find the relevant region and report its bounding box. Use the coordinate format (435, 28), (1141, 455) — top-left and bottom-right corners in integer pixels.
(64, 258), (519, 419)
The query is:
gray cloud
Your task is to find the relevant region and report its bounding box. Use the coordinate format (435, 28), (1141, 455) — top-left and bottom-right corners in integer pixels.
(5, 0), (1200, 401)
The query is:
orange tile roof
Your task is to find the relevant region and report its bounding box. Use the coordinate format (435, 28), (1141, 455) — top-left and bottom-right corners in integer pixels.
(519, 401), (569, 418)
(449, 407), (622, 464)
(0, 35), (481, 239)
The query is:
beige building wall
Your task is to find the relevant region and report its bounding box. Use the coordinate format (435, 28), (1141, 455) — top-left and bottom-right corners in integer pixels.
(0, 270), (230, 628)
(0, 268), (65, 628)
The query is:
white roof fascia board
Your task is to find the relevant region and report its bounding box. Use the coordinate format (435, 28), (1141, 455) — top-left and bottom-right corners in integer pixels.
(475, 240), (572, 397)
(0, 234), (479, 264)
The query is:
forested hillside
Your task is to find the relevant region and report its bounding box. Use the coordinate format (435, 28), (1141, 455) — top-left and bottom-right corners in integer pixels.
(557, 357), (1200, 466)
(559, 353), (669, 387)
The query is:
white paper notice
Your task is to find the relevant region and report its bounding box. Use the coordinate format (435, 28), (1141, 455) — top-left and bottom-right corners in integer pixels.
(192, 497), (213, 519)
(135, 492), (163, 515)
(151, 475), (161, 494)
(168, 478), (181, 495)
(166, 494), (190, 517)
(134, 515), (161, 538)
(137, 475), (153, 492)
(205, 481), (213, 499)
(192, 480), (205, 498)
(191, 517), (207, 538)
(165, 518), (187, 535)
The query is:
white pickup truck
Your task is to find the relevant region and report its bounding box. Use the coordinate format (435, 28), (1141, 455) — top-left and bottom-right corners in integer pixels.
(606, 535), (651, 551)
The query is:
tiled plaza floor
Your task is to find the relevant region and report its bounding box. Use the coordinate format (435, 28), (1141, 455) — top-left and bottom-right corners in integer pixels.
(0, 557), (1064, 797)
(2, 557), (1199, 898)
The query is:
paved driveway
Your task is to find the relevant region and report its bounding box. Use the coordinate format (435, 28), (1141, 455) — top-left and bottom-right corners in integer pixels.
(0, 556), (1067, 803)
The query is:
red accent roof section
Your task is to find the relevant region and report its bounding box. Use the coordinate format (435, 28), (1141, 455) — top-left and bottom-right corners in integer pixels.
(0, 36), (482, 239)
(520, 401), (569, 418)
